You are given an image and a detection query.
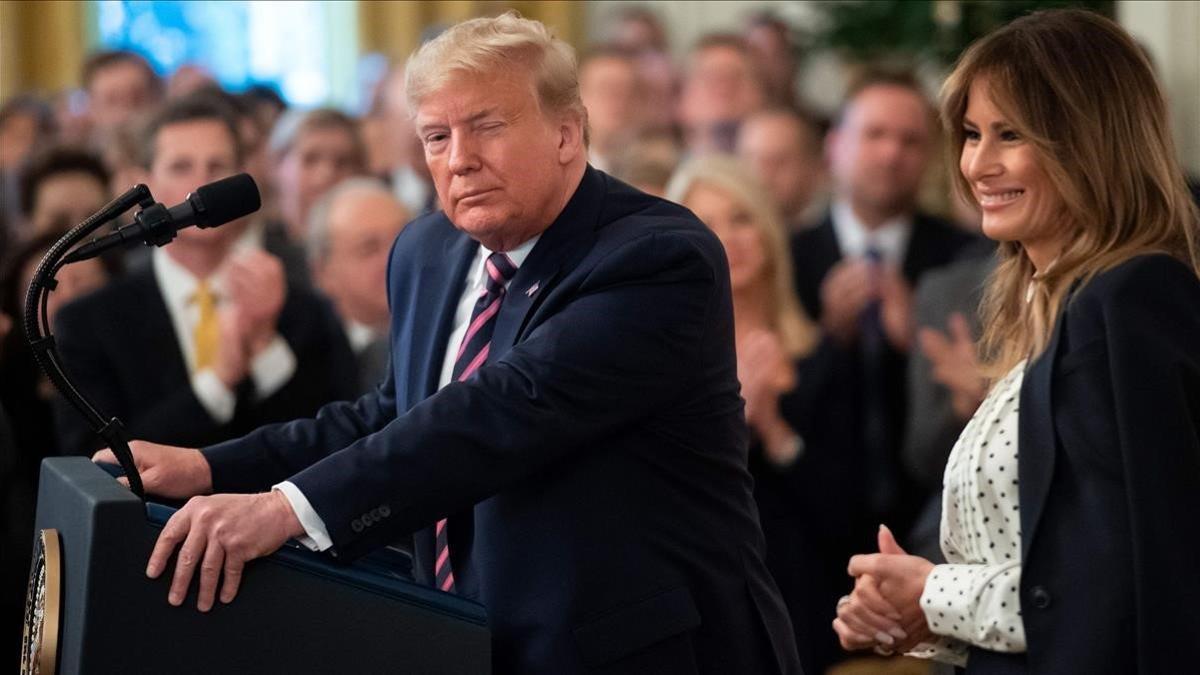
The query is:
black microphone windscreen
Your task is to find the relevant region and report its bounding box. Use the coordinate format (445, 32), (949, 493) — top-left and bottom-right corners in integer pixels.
(193, 173), (261, 228)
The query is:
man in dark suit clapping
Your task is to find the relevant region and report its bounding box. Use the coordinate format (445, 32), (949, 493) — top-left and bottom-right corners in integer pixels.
(93, 13), (803, 675)
(789, 71), (980, 541)
(55, 94), (357, 456)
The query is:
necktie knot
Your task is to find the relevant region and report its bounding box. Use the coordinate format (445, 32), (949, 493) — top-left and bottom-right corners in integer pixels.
(864, 245), (883, 266)
(483, 252), (518, 296)
(191, 280), (218, 308)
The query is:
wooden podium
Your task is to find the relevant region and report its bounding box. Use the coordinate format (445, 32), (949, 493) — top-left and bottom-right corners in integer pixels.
(22, 457), (491, 674)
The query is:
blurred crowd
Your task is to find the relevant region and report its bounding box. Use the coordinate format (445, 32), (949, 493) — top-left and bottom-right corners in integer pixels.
(0, 7), (1070, 674)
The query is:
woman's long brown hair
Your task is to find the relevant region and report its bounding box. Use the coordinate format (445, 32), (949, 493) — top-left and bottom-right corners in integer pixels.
(940, 9), (1200, 376)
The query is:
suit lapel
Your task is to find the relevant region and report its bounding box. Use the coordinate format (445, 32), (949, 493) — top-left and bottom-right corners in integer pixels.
(1018, 301), (1069, 563)
(902, 216), (934, 284)
(407, 227), (477, 406)
(401, 224), (476, 584)
(795, 216), (844, 318)
(814, 216), (843, 268)
(490, 167), (604, 356)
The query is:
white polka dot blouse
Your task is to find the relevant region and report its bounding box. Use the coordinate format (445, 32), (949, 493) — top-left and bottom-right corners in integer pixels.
(908, 360), (1028, 667)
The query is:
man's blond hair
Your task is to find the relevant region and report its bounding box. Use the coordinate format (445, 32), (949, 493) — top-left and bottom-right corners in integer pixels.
(404, 11), (587, 143)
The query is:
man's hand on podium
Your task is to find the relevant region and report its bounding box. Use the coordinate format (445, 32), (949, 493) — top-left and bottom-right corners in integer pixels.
(93, 440), (214, 499)
(146, 490), (306, 612)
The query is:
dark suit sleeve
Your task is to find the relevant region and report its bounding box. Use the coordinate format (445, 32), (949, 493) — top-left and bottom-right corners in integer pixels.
(288, 229), (723, 559)
(1089, 256), (1200, 669)
(200, 367), (398, 494)
(53, 298), (221, 456)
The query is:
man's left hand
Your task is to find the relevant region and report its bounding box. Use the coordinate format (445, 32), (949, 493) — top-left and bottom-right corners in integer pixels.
(226, 249), (286, 355)
(879, 267), (914, 353)
(147, 490), (305, 611)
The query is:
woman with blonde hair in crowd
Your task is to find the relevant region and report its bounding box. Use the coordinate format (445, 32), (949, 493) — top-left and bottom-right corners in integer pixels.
(833, 9), (1200, 673)
(667, 154), (857, 674)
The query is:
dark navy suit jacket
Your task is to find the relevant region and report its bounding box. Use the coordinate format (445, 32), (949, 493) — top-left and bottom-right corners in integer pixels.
(203, 167), (803, 675)
(967, 253), (1200, 674)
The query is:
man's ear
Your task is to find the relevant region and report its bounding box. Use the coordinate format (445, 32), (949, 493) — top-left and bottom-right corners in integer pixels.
(557, 111), (586, 164)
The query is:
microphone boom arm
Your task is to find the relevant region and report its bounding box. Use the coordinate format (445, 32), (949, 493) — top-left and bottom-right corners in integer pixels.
(23, 184), (155, 499)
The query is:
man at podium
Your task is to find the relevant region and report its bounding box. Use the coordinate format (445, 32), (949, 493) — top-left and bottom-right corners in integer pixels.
(95, 13), (803, 675)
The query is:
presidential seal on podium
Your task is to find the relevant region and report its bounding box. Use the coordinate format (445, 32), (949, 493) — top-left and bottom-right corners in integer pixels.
(21, 529), (62, 675)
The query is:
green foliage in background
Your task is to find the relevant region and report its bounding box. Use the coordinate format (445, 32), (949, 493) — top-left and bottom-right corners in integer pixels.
(808, 0), (1114, 65)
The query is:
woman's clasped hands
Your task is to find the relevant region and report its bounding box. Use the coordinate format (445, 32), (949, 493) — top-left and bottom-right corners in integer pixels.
(834, 525), (936, 656)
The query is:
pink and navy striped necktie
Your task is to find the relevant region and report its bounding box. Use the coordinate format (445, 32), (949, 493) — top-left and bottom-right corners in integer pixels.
(435, 250), (518, 593)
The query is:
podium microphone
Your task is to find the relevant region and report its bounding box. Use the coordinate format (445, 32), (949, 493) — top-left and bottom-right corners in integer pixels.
(64, 173), (261, 264)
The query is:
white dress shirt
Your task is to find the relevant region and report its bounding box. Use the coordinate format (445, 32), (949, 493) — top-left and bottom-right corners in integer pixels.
(909, 361), (1028, 667)
(152, 244), (297, 425)
(277, 234), (541, 552)
(830, 199), (913, 265)
(344, 320), (380, 355)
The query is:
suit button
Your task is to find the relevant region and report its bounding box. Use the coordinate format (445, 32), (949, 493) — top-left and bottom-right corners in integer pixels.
(351, 518), (364, 533)
(1030, 586), (1052, 609)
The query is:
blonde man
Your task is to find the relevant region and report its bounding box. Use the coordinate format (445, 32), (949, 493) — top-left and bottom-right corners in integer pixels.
(97, 12), (802, 674)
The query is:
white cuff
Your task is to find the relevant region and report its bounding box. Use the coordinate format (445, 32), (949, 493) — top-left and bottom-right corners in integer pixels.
(766, 433), (805, 468)
(920, 562), (1026, 652)
(251, 335), (296, 398)
(273, 481), (333, 552)
(191, 369), (236, 424)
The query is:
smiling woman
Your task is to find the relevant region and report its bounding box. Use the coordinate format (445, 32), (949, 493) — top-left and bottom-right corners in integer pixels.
(959, 78), (1069, 272)
(833, 8), (1200, 675)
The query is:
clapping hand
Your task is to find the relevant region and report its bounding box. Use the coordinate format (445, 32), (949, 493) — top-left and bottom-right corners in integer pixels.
(819, 260), (874, 346)
(879, 267), (914, 353)
(737, 329), (801, 466)
(919, 312), (986, 421)
(225, 249), (285, 355)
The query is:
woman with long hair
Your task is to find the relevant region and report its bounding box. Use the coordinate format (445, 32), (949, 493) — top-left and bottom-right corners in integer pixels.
(833, 9), (1200, 673)
(668, 155), (857, 673)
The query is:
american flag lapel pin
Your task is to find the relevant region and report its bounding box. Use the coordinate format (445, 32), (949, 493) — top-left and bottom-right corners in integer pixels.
(525, 281), (540, 297)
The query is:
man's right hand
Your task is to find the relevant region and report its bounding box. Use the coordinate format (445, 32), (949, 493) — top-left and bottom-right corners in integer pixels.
(820, 259), (875, 345)
(93, 440), (213, 499)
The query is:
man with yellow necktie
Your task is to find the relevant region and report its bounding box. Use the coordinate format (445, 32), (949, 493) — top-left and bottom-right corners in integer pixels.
(52, 93), (358, 456)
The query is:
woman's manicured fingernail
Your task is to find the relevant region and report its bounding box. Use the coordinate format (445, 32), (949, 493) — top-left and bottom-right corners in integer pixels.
(874, 631), (895, 646)
(888, 627), (908, 640)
